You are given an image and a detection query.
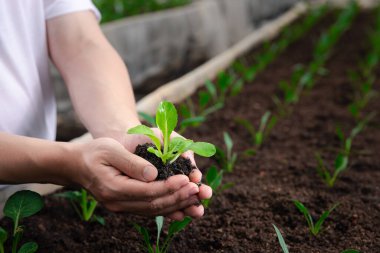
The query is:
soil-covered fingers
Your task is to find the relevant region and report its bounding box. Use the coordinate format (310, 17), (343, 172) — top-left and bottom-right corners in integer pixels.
(189, 168), (202, 183)
(198, 183), (212, 200)
(183, 205), (204, 219)
(96, 174), (190, 202)
(102, 186), (200, 216)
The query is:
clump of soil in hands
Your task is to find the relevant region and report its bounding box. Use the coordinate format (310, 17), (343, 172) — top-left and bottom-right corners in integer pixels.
(134, 143), (193, 180)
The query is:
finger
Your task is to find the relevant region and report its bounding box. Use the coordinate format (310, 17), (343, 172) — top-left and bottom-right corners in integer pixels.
(104, 194), (200, 217)
(106, 145), (158, 182)
(189, 168), (202, 183)
(166, 211), (185, 221)
(183, 204), (204, 219)
(103, 174), (190, 201)
(182, 150), (196, 166)
(198, 183), (212, 200)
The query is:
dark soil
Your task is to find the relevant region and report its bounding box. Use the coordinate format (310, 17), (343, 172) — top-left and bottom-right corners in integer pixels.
(134, 143), (193, 180)
(1, 10), (379, 253)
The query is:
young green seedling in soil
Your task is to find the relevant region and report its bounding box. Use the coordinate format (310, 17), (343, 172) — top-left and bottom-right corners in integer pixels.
(272, 224), (359, 253)
(315, 113), (374, 187)
(235, 111), (277, 151)
(274, 3), (357, 111)
(347, 10), (380, 120)
(233, 4), (328, 84)
(204, 71), (243, 106)
(55, 189), (105, 225)
(177, 99), (208, 134)
(214, 132), (238, 173)
(0, 190), (43, 253)
(133, 216), (192, 253)
(273, 224), (289, 253)
(128, 101), (216, 165)
(293, 200), (339, 236)
(203, 165), (234, 208)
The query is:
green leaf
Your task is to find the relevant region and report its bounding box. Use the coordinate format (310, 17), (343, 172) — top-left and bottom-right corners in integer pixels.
(230, 79), (244, 96)
(206, 166), (218, 185)
(17, 242), (38, 253)
(235, 118), (256, 138)
(335, 125), (345, 143)
(217, 72), (232, 93)
(314, 203), (339, 234)
(166, 137), (193, 163)
(138, 112), (157, 127)
(205, 80), (217, 101)
(155, 216), (164, 247)
(156, 101), (178, 155)
(127, 125), (162, 152)
(180, 116), (206, 129)
(0, 227), (7, 244)
(4, 190), (44, 223)
(198, 91), (211, 108)
(133, 223), (153, 253)
(272, 224), (289, 253)
(54, 191), (82, 201)
(293, 200), (314, 232)
(205, 166), (223, 191)
(168, 217), (192, 237)
(201, 102), (224, 117)
(147, 147), (163, 159)
(334, 153), (349, 173)
(223, 132), (233, 155)
(93, 215), (105, 226)
(340, 250), (360, 253)
(189, 142), (216, 157)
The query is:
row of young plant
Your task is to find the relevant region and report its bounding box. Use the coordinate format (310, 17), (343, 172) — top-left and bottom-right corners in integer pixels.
(272, 3), (380, 253)
(181, 2), (367, 252)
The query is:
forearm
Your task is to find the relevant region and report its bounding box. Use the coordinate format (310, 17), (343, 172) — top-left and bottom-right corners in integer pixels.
(48, 12), (140, 138)
(0, 132), (77, 185)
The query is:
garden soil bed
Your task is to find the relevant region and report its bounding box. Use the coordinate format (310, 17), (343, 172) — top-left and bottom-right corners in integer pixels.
(2, 11), (379, 253)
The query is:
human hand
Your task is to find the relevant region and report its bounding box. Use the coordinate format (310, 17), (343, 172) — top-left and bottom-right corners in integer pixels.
(70, 137), (202, 217)
(104, 128), (213, 220)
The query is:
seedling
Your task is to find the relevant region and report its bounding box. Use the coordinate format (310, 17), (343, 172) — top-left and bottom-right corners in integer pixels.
(128, 101), (216, 164)
(272, 224), (289, 253)
(214, 132), (238, 173)
(233, 4), (328, 85)
(203, 71), (242, 106)
(315, 113), (374, 187)
(235, 111), (277, 149)
(272, 224), (358, 253)
(177, 99), (208, 133)
(203, 166), (234, 208)
(55, 189), (105, 225)
(347, 10), (380, 120)
(0, 190), (43, 253)
(134, 216), (192, 253)
(293, 200), (339, 236)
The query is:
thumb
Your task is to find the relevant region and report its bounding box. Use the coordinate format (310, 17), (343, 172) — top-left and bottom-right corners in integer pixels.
(107, 146), (158, 182)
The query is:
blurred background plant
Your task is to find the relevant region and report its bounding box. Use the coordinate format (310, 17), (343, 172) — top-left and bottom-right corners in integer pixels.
(93, 0), (192, 23)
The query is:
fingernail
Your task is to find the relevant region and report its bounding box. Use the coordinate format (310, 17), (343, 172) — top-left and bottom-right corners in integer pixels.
(143, 166), (156, 181)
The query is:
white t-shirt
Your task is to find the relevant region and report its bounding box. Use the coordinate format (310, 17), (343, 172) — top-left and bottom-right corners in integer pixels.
(0, 0), (100, 140)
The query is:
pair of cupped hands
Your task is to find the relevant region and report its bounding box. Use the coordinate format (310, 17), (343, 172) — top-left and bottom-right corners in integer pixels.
(73, 127), (212, 221)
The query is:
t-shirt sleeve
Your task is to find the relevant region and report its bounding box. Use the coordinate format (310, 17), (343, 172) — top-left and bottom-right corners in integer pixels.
(43, 0), (101, 21)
